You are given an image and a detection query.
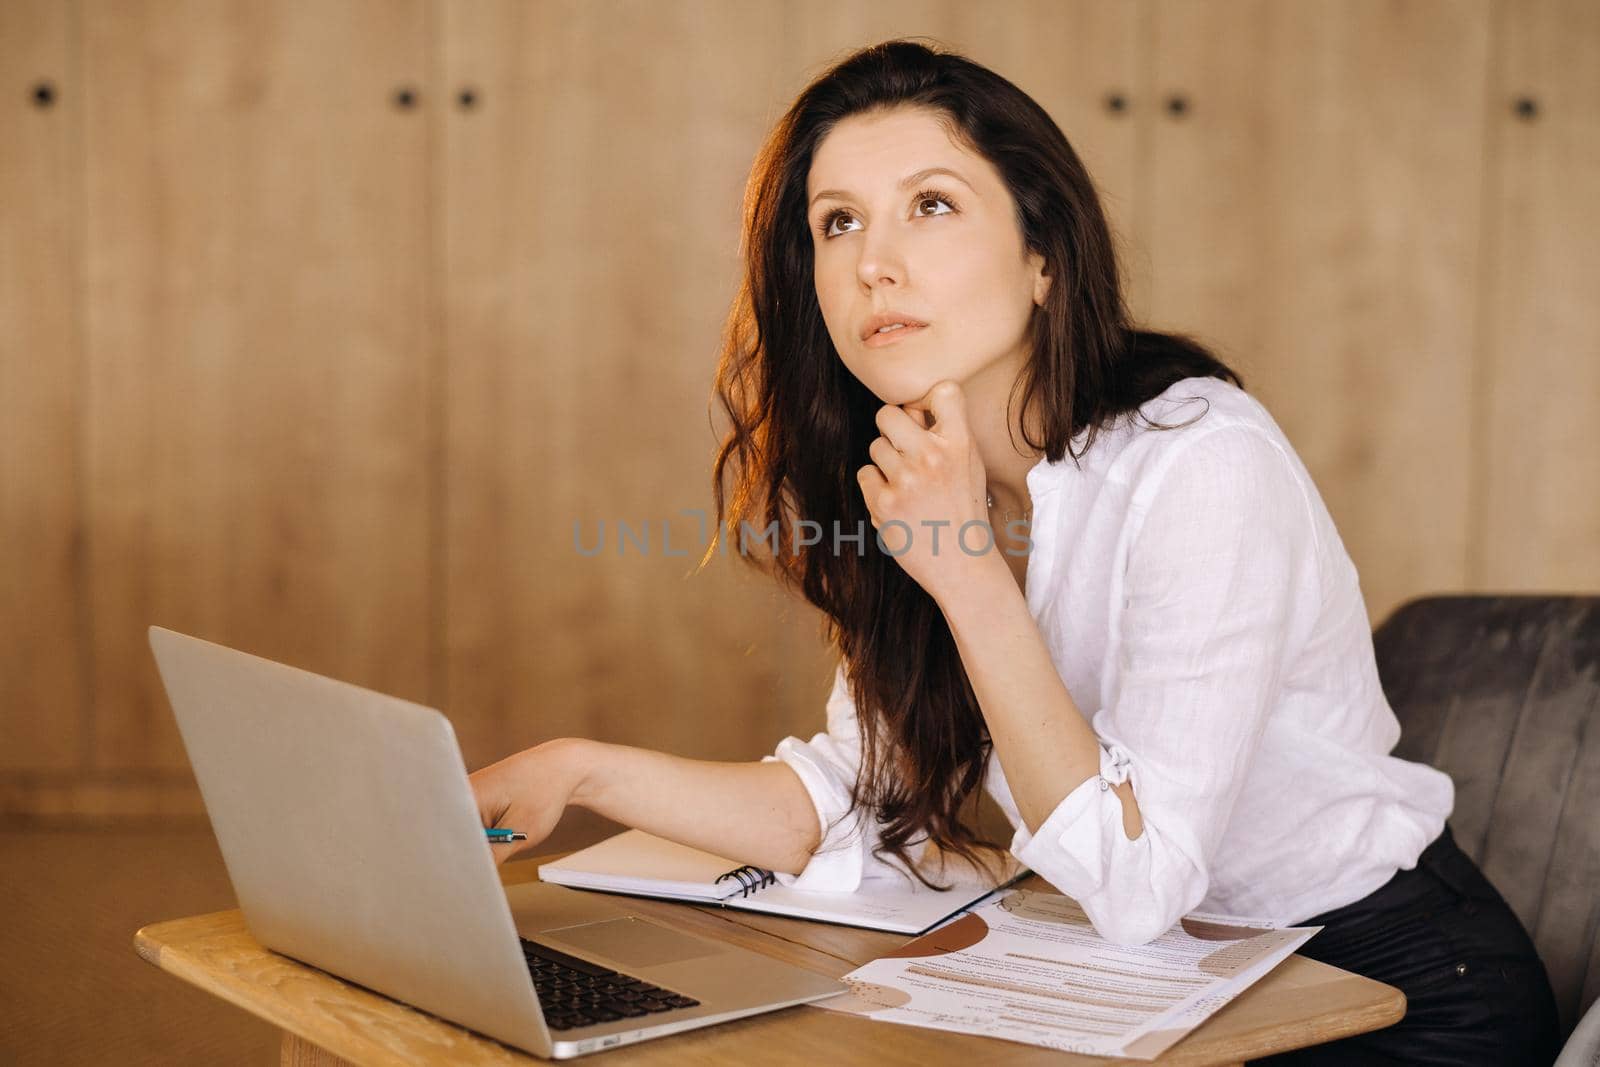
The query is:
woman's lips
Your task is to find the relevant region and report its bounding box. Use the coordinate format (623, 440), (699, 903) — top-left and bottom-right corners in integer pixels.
(863, 324), (929, 348)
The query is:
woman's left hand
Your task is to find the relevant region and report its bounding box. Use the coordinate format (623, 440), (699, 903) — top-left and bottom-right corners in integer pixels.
(858, 379), (995, 604)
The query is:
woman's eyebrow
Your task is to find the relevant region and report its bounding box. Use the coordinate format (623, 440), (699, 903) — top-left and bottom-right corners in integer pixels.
(809, 166), (974, 208)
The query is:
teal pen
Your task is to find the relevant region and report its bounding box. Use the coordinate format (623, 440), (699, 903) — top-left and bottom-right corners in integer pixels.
(485, 829), (527, 841)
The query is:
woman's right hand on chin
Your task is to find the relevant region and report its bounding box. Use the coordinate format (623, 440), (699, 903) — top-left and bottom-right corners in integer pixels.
(468, 738), (590, 866)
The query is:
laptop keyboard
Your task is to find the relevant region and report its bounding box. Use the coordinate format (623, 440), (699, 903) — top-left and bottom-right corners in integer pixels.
(520, 937), (701, 1031)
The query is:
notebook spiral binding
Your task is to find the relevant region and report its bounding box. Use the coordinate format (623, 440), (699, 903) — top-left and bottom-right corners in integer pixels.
(715, 864), (777, 898)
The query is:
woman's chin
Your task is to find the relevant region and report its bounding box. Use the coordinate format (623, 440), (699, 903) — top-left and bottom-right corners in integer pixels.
(874, 384), (935, 407)
(860, 369), (947, 406)
(845, 356), (967, 407)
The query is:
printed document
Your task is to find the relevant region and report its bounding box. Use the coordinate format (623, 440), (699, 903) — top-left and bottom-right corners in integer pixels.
(817, 888), (1320, 1059)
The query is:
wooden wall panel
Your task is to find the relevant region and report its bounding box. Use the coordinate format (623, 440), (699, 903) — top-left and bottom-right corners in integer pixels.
(0, 1), (86, 772)
(440, 2), (1142, 806)
(1138, 0), (1493, 626)
(5, 1), (1595, 818)
(440, 0), (827, 788)
(0, 778), (205, 820)
(776, 1), (1144, 303)
(1475, 0), (1600, 591)
(81, 0), (435, 772)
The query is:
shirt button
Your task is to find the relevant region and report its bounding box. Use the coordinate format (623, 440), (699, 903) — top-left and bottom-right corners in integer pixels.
(1455, 963), (1469, 977)
(1098, 777), (1110, 791)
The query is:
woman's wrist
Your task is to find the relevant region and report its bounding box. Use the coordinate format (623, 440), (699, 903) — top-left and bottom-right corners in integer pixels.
(933, 550), (1024, 626)
(533, 736), (603, 810)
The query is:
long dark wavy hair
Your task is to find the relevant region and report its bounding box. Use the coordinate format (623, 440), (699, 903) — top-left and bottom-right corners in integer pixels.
(703, 39), (1242, 887)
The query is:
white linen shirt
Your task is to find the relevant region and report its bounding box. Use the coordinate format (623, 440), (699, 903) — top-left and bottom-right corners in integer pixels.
(764, 375), (1455, 946)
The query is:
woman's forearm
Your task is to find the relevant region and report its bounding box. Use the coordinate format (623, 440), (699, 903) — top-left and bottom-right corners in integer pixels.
(560, 738), (823, 875)
(938, 557), (1145, 840)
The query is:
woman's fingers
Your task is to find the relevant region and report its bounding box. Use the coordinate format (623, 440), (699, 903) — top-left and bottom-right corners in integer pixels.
(856, 464), (886, 527)
(867, 435), (903, 478)
(922, 380), (969, 441)
(469, 741), (579, 865)
(874, 403), (928, 455)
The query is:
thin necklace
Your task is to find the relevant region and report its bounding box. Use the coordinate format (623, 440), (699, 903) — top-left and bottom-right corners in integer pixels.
(986, 488), (1032, 524)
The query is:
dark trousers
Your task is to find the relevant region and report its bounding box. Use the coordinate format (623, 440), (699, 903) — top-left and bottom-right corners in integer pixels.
(1248, 823), (1562, 1067)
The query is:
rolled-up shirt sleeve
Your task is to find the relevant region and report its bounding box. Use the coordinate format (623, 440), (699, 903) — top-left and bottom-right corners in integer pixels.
(762, 662), (916, 891)
(1011, 424), (1317, 945)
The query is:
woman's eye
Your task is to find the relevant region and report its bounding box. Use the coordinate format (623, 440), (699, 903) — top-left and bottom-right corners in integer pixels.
(815, 190), (958, 240)
(819, 210), (859, 238)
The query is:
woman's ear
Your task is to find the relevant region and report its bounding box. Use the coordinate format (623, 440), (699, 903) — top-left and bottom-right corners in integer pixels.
(1028, 250), (1052, 306)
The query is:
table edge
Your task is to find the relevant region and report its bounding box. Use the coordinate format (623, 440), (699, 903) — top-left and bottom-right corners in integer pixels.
(134, 898), (1408, 1067)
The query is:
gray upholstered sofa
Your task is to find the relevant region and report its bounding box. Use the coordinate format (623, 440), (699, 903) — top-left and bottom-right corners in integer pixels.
(1374, 596), (1599, 1064)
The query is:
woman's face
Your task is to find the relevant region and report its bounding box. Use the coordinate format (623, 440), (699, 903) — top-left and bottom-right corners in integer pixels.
(806, 106), (1050, 406)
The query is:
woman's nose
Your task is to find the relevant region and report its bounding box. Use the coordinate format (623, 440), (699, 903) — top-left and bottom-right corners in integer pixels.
(855, 235), (906, 289)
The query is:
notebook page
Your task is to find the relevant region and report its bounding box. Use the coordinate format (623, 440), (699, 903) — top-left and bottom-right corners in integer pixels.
(537, 829), (745, 902)
(728, 854), (1027, 934)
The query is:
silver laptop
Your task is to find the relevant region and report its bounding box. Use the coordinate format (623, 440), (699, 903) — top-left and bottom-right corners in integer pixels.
(148, 626), (844, 1059)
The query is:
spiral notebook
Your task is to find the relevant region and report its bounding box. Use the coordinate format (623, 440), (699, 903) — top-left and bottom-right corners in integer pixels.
(537, 829), (1027, 935)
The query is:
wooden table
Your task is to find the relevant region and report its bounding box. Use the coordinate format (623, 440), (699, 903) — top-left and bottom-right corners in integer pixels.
(134, 857), (1405, 1066)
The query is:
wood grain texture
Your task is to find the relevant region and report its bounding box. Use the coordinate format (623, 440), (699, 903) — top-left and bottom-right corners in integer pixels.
(0, 776), (206, 821)
(80, 0), (436, 772)
(133, 857), (1405, 1066)
(1137, 0), (1493, 626)
(1473, 0), (1600, 592)
(284, 1033), (356, 1066)
(436, 0), (1148, 805)
(439, 0), (838, 776)
(774, 1), (1143, 298)
(0, 0), (87, 772)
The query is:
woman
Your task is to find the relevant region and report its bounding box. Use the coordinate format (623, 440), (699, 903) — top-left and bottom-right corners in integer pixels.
(471, 40), (1561, 1064)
